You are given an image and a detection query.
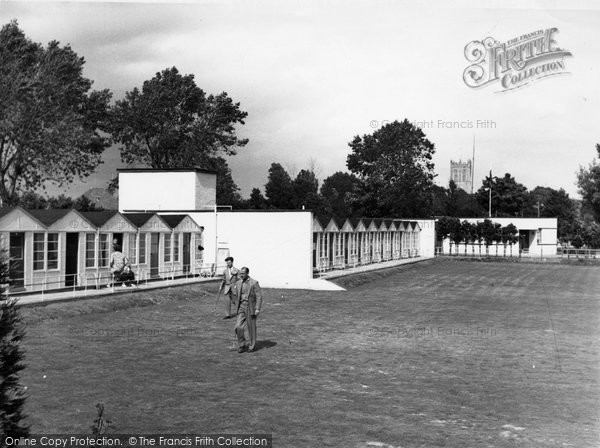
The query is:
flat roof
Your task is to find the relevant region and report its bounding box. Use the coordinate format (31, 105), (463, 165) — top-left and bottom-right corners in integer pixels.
(117, 168), (217, 174)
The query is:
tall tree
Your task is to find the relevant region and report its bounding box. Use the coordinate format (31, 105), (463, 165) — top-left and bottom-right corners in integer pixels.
(202, 157), (242, 206)
(346, 119), (436, 218)
(529, 186), (578, 242)
(110, 67), (247, 202)
(0, 21), (111, 205)
(576, 143), (600, 222)
(320, 172), (361, 219)
(292, 169), (319, 209)
(265, 163), (294, 209)
(476, 173), (528, 217)
(248, 188), (267, 210)
(0, 252), (29, 438)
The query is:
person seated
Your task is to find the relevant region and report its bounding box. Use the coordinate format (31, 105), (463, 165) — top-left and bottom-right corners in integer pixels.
(118, 265), (136, 287)
(109, 244), (128, 287)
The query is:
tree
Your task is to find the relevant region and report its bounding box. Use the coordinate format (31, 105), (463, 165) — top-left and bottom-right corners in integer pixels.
(0, 253), (29, 439)
(0, 21), (111, 205)
(448, 218), (464, 255)
(431, 184), (449, 217)
(581, 222), (600, 248)
(73, 194), (102, 212)
(474, 221), (485, 256)
(576, 143), (600, 222)
(476, 173), (529, 217)
(480, 219), (496, 256)
(436, 216), (460, 255)
(346, 119), (436, 218)
(529, 186), (578, 242)
(292, 169), (319, 209)
(16, 192), (47, 209)
(265, 163), (294, 209)
(461, 220), (476, 255)
(112, 67), (247, 168)
(320, 172), (361, 219)
(46, 194), (74, 209)
(501, 223), (518, 256)
(110, 67), (247, 202)
(248, 188), (267, 210)
(202, 157), (242, 206)
(492, 222), (503, 256)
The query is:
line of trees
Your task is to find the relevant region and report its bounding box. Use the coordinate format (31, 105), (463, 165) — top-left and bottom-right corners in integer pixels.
(2, 21), (598, 248)
(436, 217), (519, 257)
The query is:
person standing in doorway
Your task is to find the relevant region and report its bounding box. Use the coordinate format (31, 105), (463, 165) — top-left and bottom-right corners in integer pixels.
(220, 256), (239, 319)
(234, 267), (263, 353)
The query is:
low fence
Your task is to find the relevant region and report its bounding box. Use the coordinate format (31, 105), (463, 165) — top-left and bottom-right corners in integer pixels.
(557, 248), (600, 259)
(435, 245), (519, 257)
(2, 262), (219, 299)
(315, 249), (421, 274)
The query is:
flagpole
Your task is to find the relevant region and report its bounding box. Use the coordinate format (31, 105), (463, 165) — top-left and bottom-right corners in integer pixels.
(488, 168), (492, 218)
(471, 135), (475, 196)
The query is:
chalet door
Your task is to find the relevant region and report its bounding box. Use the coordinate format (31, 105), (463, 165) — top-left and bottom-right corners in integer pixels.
(182, 233), (191, 274)
(9, 233), (25, 288)
(150, 233), (160, 277)
(312, 234), (317, 269)
(65, 233), (79, 287)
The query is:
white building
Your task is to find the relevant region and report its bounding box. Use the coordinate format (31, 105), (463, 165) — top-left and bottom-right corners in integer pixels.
(438, 217), (558, 257)
(119, 169), (436, 289)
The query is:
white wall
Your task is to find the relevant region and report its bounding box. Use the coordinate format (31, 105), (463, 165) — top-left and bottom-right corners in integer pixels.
(439, 217), (558, 256)
(188, 211), (314, 289)
(414, 219), (436, 258)
(119, 171), (216, 212)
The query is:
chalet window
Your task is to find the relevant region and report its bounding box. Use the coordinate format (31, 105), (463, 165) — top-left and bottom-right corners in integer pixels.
(33, 233), (45, 270)
(128, 234), (137, 265)
(98, 234), (109, 267)
(86, 233), (95, 267)
(139, 233), (147, 264)
(173, 233), (180, 262)
(33, 233), (59, 270)
(47, 233), (58, 269)
(164, 233), (171, 262)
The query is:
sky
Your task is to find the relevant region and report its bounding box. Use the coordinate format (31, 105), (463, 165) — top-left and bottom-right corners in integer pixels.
(1, 0), (599, 199)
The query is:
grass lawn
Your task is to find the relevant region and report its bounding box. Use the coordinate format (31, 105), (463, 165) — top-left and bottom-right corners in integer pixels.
(16, 259), (600, 447)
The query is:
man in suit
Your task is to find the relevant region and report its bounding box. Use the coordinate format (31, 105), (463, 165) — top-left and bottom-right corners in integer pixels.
(234, 267), (263, 353)
(220, 256), (239, 319)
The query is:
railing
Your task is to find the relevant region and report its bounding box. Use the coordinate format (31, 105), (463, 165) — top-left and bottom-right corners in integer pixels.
(436, 245), (521, 258)
(318, 257), (330, 273)
(558, 248), (600, 259)
(332, 255), (345, 269)
(1, 263), (218, 300)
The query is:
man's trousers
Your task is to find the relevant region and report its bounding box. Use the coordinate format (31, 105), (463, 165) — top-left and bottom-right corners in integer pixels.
(235, 304), (257, 350)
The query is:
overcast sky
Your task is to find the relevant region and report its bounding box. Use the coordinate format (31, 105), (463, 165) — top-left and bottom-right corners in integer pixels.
(1, 0), (598, 199)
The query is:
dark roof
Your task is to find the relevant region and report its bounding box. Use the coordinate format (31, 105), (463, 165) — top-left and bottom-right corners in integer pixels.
(383, 219), (394, 228)
(160, 214), (187, 228)
(80, 210), (119, 227)
(333, 217), (346, 229)
(0, 207), (17, 220)
(363, 218), (375, 228)
(26, 209), (72, 226)
(313, 216), (327, 229)
(348, 218), (363, 228)
(117, 168), (217, 175)
(122, 213), (156, 227)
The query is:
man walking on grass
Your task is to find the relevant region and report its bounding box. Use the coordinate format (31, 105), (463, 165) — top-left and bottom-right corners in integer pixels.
(220, 256), (239, 319)
(234, 267), (263, 353)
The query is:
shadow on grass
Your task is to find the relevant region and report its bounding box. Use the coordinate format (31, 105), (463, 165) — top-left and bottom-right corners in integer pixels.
(254, 340), (277, 351)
